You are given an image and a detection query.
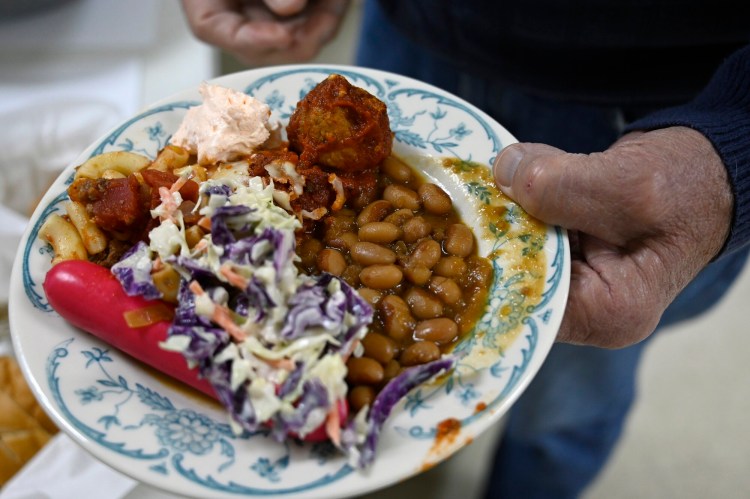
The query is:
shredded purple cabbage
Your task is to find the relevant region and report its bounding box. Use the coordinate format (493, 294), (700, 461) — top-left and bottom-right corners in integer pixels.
(111, 241), (161, 300)
(353, 357), (456, 468)
(280, 280), (342, 340)
(210, 204), (255, 246)
(168, 282), (259, 432)
(271, 379), (329, 440)
(204, 183), (232, 197)
(277, 361), (304, 399)
(172, 255), (216, 282)
(333, 280), (375, 356)
(224, 227), (291, 272)
(221, 383), (260, 433)
(245, 276), (276, 319)
(270, 228), (295, 274)
(170, 282), (228, 362)
(281, 274), (373, 344)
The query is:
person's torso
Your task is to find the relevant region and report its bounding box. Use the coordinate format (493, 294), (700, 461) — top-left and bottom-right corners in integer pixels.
(377, 0), (750, 104)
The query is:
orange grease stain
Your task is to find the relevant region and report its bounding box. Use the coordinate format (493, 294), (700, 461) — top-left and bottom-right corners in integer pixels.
(435, 418), (462, 443)
(421, 418), (464, 471)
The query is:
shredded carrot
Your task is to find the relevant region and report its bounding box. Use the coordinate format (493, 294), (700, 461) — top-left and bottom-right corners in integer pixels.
(158, 186), (174, 207)
(189, 280), (204, 295)
(220, 263), (249, 289)
(212, 304), (247, 342)
(258, 357), (296, 371)
(189, 279), (247, 342)
(156, 175), (191, 223)
(192, 238), (209, 253)
(169, 175), (188, 194)
(325, 404), (342, 447)
(158, 186), (179, 222)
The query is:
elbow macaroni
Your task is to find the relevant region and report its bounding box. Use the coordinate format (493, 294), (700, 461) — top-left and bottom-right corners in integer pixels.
(39, 214), (88, 265)
(150, 145), (191, 172)
(44, 145), (198, 265)
(75, 151), (151, 180)
(64, 201), (108, 255)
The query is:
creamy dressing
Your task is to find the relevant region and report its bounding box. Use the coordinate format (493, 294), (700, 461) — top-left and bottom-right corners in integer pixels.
(170, 83), (278, 164)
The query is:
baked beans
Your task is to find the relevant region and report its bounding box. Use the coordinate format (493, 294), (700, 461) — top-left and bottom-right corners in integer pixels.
(357, 199), (393, 226)
(358, 221), (402, 244)
(317, 248), (346, 276)
(350, 242), (397, 266)
(295, 155), (493, 407)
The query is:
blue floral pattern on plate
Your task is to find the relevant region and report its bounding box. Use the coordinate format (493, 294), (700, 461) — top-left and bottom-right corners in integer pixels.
(10, 65), (569, 499)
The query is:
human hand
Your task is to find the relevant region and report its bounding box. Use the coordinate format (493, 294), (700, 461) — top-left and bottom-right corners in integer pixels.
(493, 127), (733, 348)
(180, 0), (349, 66)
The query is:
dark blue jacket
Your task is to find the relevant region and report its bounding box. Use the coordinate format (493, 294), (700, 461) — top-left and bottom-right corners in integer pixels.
(377, 0), (748, 105)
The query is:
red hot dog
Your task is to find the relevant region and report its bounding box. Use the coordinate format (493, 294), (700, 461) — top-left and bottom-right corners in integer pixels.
(43, 259), (216, 397)
(42, 259), (346, 442)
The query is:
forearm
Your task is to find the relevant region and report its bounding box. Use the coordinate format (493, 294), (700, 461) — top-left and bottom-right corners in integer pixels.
(626, 45), (750, 255)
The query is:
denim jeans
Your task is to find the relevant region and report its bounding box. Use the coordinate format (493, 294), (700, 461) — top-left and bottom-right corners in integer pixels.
(356, 1), (750, 497)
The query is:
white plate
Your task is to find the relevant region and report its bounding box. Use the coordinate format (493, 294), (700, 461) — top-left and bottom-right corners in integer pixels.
(9, 65), (569, 498)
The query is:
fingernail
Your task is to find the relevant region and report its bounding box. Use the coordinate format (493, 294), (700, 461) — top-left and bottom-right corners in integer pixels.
(265, 0), (308, 16)
(493, 145), (523, 195)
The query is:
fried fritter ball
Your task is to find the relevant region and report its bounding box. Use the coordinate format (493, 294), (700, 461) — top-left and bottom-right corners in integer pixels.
(287, 74), (393, 172)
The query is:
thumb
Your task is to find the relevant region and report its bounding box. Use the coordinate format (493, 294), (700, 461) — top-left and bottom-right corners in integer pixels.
(492, 142), (644, 243)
